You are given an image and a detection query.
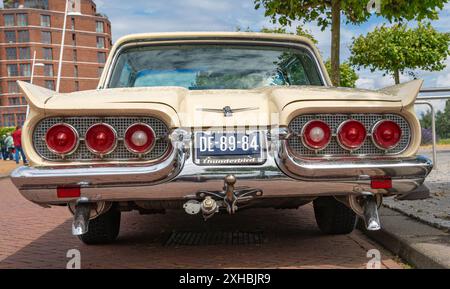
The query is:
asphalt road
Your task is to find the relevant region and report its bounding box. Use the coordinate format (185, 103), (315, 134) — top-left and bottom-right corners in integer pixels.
(0, 178), (402, 269)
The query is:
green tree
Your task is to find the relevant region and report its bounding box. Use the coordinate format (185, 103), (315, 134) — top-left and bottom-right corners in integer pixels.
(436, 101), (450, 139)
(254, 0), (448, 86)
(325, 60), (358, 87)
(349, 23), (450, 84)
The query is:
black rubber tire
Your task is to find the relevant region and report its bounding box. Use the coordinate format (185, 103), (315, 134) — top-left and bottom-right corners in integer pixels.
(313, 197), (357, 235)
(78, 206), (121, 245)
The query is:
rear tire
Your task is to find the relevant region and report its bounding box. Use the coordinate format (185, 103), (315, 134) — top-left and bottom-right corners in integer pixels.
(78, 205), (121, 245)
(313, 197), (356, 235)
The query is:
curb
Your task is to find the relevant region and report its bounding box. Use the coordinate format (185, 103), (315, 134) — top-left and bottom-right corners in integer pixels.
(360, 207), (450, 269)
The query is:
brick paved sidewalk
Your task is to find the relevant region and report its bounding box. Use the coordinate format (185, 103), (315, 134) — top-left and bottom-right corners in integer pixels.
(0, 178), (403, 269)
(0, 161), (20, 178)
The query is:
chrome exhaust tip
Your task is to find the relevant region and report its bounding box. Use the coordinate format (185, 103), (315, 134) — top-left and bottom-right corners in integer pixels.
(71, 198), (92, 236)
(362, 194), (381, 231)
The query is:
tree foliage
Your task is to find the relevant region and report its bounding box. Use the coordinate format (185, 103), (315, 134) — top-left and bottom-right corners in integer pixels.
(325, 60), (358, 88)
(349, 23), (450, 84)
(254, 0), (447, 30)
(254, 0), (449, 85)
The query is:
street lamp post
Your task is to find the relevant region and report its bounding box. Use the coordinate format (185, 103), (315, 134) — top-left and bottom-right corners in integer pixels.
(55, 0), (70, 93)
(30, 50), (44, 84)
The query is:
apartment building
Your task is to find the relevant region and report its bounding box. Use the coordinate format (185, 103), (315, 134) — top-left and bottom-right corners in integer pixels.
(0, 0), (112, 127)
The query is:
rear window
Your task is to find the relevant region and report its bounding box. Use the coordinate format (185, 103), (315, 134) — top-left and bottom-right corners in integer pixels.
(108, 44), (324, 90)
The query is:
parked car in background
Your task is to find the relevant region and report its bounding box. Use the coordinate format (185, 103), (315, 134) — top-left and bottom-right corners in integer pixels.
(11, 32), (432, 244)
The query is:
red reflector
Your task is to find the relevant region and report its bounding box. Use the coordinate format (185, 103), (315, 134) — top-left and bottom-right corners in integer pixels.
(57, 186), (81, 198)
(371, 178), (392, 189)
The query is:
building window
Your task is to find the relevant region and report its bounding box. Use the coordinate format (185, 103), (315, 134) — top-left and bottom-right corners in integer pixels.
(98, 67), (104, 77)
(45, 80), (55, 90)
(5, 31), (16, 43)
(9, 97), (21, 105)
(74, 65), (78, 77)
(44, 64), (53, 77)
(72, 33), (76, 45)
(6, 48), (17, 60)
(96, 21), (104, 33)
(41, 31), (51, 44)
(16, 113), (26, 125)
(96, 37), (105, 49)
(20, 64), (31, 77)
(75, 81), (79, 91)
(40, 15), (51, 27)
(43, 47), (52, 60)
(3, 114), (15, 127)
(17, 14), (28, 26)
(97, 52), (106, 63)
(18, 30), (29, 43)
(21, 97), (27, 104)
(24, 0), (49, 9)
(4, 14), (15, 27)
(19, 47), (31, 59)
(71, 17), (75, 30)
(73, 49), (77, 61)
(7, 81), (19, 93)
(7, 64), (18, 76)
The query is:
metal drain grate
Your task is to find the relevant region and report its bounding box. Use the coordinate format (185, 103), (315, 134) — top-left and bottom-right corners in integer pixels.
(164, 231), (265, 246)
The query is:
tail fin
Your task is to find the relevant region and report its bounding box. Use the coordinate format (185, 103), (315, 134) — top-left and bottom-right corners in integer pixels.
(18, 80), (55, 110)
(378, 79), (423, 108)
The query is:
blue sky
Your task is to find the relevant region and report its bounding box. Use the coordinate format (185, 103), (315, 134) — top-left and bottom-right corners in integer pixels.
(90, 0), (450, 91)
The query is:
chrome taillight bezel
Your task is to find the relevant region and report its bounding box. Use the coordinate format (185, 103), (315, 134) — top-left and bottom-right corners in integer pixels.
(336, 119), (367, 151)
(300, 119), (332, 150)
(45, 123), (80, 156)
(371, 120), (403, 150)
(84, 123), (118, 155)
(124, 123), (156, 154)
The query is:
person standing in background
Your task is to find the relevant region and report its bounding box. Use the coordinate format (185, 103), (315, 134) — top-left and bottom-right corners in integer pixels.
(4, 133), (14, 161)
(12, 126), (27, 165)
(0, 135), (7, 160)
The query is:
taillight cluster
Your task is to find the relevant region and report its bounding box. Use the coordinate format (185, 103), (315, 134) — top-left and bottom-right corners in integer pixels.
(299, 119), (402, 151)
(45, 122), (156, 156)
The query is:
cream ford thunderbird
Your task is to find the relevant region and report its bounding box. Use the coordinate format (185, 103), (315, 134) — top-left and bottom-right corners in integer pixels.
(12, 32), (433, 244)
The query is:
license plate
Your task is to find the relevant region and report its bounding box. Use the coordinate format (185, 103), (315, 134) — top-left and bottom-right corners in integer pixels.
(194, 131), (262, 158)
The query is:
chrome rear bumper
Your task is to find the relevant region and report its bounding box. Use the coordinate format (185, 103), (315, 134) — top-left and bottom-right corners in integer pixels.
(10, 138), (433, 205)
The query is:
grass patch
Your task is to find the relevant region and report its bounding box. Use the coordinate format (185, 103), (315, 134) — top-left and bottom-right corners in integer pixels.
(438, 139), (450, 145)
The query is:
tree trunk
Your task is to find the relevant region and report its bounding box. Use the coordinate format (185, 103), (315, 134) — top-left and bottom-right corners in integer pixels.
(330, 0), (341, 86)
(394, 69), (400, 85)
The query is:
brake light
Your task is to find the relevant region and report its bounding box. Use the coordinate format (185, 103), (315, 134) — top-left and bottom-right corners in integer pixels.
(372, 120), (402, 149)
(124, 123), (156, 154)
(337, 120), (366, 150)
(45, 123), (78, 155)
(85, 123), (117, 155)
(301, 120), (331, 150)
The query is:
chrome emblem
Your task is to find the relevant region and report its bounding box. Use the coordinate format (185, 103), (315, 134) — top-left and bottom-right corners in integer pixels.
(196, 106), (259, 117)
(223, 106), (233, 117)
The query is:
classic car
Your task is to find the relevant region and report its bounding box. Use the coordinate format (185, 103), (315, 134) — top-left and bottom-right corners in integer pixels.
(11, 32), (433, 244)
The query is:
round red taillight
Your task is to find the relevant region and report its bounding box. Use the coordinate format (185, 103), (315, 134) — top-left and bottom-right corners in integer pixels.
(337, 120), (367, 150)
(85, 123), (117, 155)
(45, 123), (78, 155)
(124, 123), (156, 154)
(372, 120), (402, 149)
(301, 120), (331, 150)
